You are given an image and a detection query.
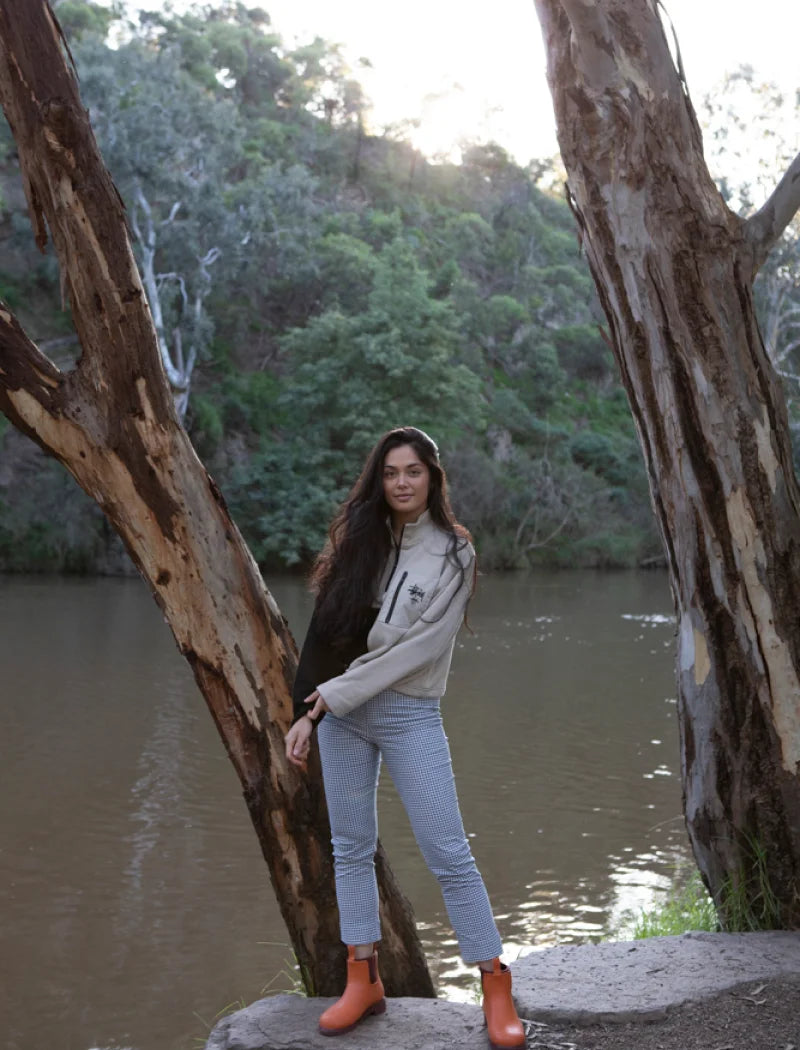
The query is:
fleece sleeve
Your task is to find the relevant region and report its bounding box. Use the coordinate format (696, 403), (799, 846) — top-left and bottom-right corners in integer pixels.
(315, 549), (474, 717)
(290, 608), (375, 727)
(290, 612), (330, 727)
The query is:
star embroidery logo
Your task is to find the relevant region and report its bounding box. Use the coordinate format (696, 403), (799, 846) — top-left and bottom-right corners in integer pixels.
(408, 584), (425, 604)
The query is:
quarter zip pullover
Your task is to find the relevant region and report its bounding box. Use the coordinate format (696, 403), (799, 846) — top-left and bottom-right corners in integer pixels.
(314, 510), (475, 717)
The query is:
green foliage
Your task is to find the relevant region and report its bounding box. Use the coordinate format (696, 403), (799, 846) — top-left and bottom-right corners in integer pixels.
(229, 238), (487, 564)
(0, 2), (663, 573)
(511, 336), (565, 413)
(227, 439), (345, 567)
(54, 0), (120, 41)
(618, 838), (786, 942)
(553, 324), (614, 381)
(187, 393), (225, 460)
(281, 238), (484, 450)
(568, 528), (647, 568)
(570, 431), (630, 486)
(0, 455), (107, 573)
(315, 232), (379, 313)
(0, 276), (22, 309)
(487, 387), (535, 435)
(218, 370), (283, 435)
(621, 871), (718, 939)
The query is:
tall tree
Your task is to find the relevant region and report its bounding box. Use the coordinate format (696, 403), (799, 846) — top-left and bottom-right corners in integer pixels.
(0, 0), (435, 996)
(533, 0), (800, 926)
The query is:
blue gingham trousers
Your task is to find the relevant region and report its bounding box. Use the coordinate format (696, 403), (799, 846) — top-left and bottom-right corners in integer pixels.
(317, 689), (503, 963)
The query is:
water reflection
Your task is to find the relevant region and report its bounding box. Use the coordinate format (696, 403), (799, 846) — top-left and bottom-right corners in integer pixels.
(0, 570), (688, 1049)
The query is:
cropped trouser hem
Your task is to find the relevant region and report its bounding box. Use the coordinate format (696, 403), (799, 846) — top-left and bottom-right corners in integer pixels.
(317, 689), (503, 964)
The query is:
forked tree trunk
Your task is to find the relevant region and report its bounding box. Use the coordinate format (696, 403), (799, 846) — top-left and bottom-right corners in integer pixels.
(533, 0), (800, 926)
(0, 0), (434, 996)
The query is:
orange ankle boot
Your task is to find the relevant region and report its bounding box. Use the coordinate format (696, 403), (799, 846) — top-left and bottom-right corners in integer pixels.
(318, 946), (386, 1036)
(480, 958), (526, 1049)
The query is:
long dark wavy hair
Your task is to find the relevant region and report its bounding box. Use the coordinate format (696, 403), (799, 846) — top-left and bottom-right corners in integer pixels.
(311, 426), (473, 642)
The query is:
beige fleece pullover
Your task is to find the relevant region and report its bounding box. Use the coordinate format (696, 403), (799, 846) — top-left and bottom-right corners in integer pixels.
(316, 510), (475, 717)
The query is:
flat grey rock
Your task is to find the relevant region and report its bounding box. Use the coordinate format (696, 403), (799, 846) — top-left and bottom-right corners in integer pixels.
(512, 930), (800, 1022)
(205, 931), (800, 1047)
(205, 994), (488, 1050)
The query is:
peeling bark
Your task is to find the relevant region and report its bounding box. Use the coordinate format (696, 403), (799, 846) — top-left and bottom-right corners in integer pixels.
(535, 0), (800, 926)
(0, 0), (435, 995)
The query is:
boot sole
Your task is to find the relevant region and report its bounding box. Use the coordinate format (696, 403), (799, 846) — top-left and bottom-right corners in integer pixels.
(488, 1039), (526, 1050)
(319, 997), (387, 1036)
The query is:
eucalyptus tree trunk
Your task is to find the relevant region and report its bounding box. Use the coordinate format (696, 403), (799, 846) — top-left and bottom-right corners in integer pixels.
(533, 0), (800, 927)
(0, 0), (434, 996)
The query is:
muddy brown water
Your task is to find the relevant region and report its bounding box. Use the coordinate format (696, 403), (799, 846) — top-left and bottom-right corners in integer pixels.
(0, 570), (688, 1050)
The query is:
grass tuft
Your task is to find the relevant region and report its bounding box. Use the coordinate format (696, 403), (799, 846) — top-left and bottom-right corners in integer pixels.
(616, 869), (718, 940)
(717, 833), (783, 932)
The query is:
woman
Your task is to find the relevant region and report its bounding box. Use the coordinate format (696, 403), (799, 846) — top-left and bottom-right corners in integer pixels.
(284, 427), (525, 1050)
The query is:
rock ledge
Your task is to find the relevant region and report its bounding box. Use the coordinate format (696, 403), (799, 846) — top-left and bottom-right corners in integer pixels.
(206, 931), (800, 1049)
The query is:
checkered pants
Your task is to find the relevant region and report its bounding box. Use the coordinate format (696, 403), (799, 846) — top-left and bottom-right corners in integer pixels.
(317, 689), (503, 963)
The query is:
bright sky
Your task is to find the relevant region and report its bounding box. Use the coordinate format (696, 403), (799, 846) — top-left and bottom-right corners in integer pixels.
(260, 0), (800, 165)
(128, 0), (799, 170)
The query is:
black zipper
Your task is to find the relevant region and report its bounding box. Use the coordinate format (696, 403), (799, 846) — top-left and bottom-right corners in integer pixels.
(385, 571), (407, 623)
(384, 526), (405, 591)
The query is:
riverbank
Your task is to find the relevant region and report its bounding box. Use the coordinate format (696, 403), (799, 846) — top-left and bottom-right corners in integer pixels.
(205, 931), (800, 1050)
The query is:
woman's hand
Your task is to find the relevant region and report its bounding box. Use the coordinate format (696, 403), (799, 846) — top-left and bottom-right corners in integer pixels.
(285, 716), (314, 770)
(285, 692), (330, 771)
(304, 689), (330, 721)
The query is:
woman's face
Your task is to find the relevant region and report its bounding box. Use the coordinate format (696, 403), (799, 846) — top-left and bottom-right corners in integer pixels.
(382, 444), (431, 526)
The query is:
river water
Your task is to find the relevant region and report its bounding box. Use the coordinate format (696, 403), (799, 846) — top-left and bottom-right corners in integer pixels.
(1, 570), (688, 1050)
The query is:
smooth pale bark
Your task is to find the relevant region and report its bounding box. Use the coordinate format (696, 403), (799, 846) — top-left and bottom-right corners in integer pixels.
(130, 188), (200, 420)
(0, 0), (435, 995)
(533, 0), (800, 925)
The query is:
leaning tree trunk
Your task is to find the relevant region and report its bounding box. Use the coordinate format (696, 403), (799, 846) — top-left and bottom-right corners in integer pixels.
(0, 0), (435, 996)
(533, 0), (800, 926)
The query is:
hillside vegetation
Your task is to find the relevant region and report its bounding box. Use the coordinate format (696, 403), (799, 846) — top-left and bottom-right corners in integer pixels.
(0, 1), (680, 572)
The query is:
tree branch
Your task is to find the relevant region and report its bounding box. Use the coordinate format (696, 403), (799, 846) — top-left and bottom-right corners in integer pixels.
(130, 190), (189, 396)
(161, 200), (181, 226)
(513, 501), (536, 550)
(777, 367), (800, 384)
(523, 505), (573, 552)
(0, 300), (66, 442)
(777, 338), (800, 364)
(172, 326), (185, 375)
(745, 149), (800, 273)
